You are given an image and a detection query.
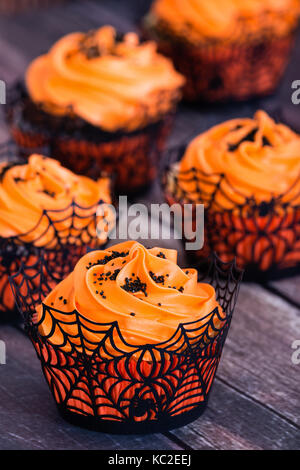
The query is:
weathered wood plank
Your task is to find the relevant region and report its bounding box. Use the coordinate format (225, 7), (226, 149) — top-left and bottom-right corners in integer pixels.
(0, 117), (9, 143)
(172, 378), (300, 450)
(0, 37), (28, 82)
(2, 299), (299, 451)
(2, 283), (300, 450)
(216, 285), (300, 425)
(268, 278), (300, 308)
(0, 326), (182, 450)
(166, 284), (300, 449)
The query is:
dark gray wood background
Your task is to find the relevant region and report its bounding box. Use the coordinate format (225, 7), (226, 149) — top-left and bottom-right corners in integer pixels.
(0, 0), (299, 450)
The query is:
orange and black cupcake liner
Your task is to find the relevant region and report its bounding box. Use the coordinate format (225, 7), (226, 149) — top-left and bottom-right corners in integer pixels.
(6, 82), (175, 194)
(162, 147), (300, 282)
(0, 203), (111, 320)
(144, 20), (296, 102)
(10, 251), (242, 433)
(0, 143), (114, 321)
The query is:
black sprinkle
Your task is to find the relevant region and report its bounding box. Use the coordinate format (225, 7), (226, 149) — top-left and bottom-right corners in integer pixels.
(149, 271), (165, 284)
(86, 45), (101, 59)
(14, 177), (25, 183)
(39, 189), (56, 198)
(0, 162), (24, 182)
(109, 269), (120, 281)
(228, 128), (258, 152)
(87, 251), (129, 268)
(121, 277), (147, 296)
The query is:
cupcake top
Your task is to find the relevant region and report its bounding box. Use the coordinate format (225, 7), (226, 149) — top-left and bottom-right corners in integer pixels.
(26, 26), (185, 132)
(175, 111), (300, 208)
(0, 154), (112, 244)
(35, 241), (224, 354)
(149, 0), (300, 43)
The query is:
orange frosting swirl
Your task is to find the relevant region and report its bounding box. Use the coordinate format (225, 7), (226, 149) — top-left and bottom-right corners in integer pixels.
(149, 0), (300, 43)
(35, 241), (224, 353)
(0, 154), (112, 245)
(26, 26), (185, 132)
(176, 110), (300, 209)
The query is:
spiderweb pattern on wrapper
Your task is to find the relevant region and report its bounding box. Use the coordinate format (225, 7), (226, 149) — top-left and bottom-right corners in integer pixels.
(162, 146), (300, 281)
(0, 141), (113, 318)
(10, 251), (242, 434)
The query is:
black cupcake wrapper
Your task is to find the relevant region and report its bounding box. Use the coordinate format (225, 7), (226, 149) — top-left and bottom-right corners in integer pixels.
(10, 250), (242, 434)
(6, 82), (177, 193)
(143, 16), (297, 102)
(161, 145), (300, 282)
(0, 140), (115, 320)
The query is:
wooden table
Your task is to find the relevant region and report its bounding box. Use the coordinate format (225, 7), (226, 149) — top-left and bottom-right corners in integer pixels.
(0, 0), (299, 451)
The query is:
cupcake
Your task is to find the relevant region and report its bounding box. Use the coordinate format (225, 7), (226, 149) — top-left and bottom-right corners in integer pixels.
(7, 26), (185, 193)
(163, 111), (300, 280)
(144, 0), (300, 102)
(0, 153), (114, 318)
(11, 241), (242, 433)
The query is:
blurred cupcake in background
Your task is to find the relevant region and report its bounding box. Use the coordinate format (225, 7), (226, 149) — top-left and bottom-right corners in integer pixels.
(144, 0), (300, 102)
(163, 111), (300, 280)
(0, 153), (114, 317)
(7, 26), (185, 193)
